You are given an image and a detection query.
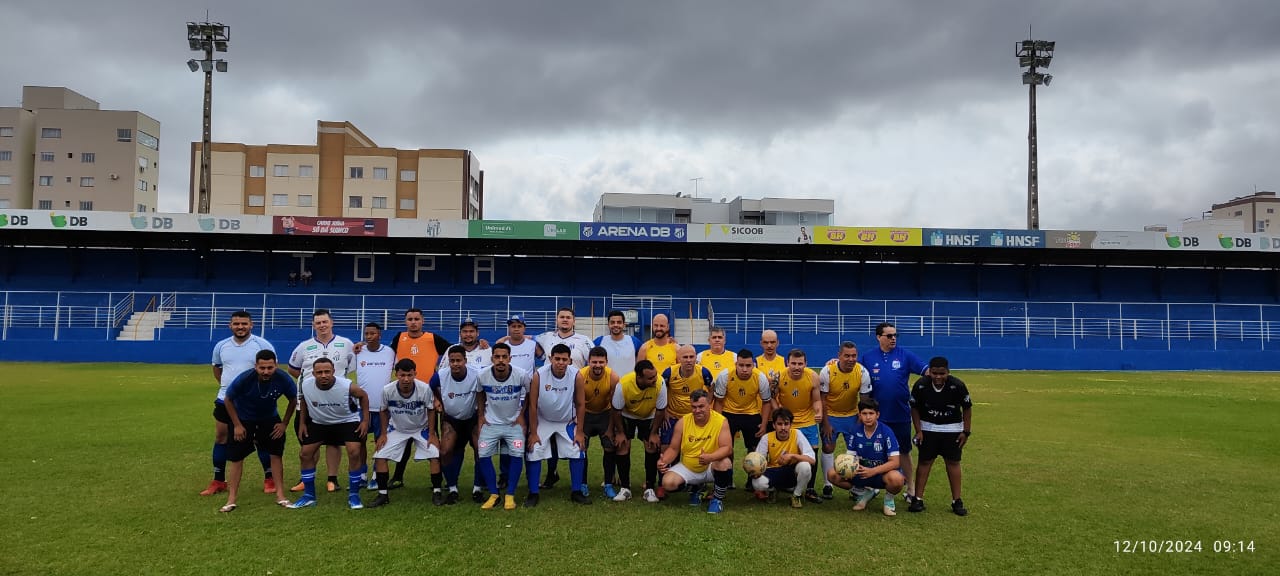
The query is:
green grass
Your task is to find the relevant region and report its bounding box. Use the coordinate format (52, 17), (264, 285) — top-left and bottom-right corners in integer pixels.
(0, 364), (1275, 575)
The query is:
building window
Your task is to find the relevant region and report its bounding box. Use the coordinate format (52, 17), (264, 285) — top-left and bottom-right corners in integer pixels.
(1258, 221), (1267, 232)
(38, 200), (52, 210)
(349, 167), (364, 179)
(298, 194), (313, 207)
(65, 176), (72, 183)
(80, 177), (94, 187)
(299, 165), (314, 177)
(117, 129), (132, 142)
(247, 195), (265, 207)
(40, 152), (54, 162)
(79, 201), (93, 211)
(273, 164), (289, 177)
(41, 128), (61, 138)
(137, 203), (146, 212)
(137, 131), (159, 150)
(399, 198), (416, 210)
(249, 165), (265, 177)
(373, 167), (388, 180)
(372, 196), (388, 209)
(348, 196), (363, 208)
(0, 127), (14, 137)
(1269, 208), (1275, 214)
(0, 151), (10, 161)
(272, 194), (288, 206)
(1234, 210), (1243, 216)
(39, 176), (52, 186)
(0, 199), (9, 209)
(137, 179), (148, 191)
(400, 169), (416, 182)
(0, 175), (11, 185)
(138, 156), (148, 172)
(82, 153), (95, 163)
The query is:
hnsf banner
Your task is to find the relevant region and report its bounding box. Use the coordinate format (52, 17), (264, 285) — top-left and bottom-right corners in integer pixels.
(924, 229), (1045, 248)
(814, 226), (922, 246)
(580, 223), (686, 242)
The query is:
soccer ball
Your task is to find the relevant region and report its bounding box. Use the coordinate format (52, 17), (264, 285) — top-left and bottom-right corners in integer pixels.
(742, 452), (768, 477)
(834, 454), (860, 481)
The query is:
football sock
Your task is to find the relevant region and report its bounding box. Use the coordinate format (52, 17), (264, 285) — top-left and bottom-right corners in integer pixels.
(301, 468), (317, 498)
(212, 443), (227, 482)
(569, 458), (586, 492)
(712, 469), (733, 501)
(443, 453), (464, 487)
(616, 453), (633, 488)
(505, 457), (524, 496)
(376, 471), (390, 495)
(431, 472), (443, 491)
(821, 453), (835, 486)
(257, 448), (273, 478)
(348, 471), (362, 495)
(602, 451), (616, 485)
(498, 454), (511, 485)
(477, 458), (498, 494)
(525, 460), (542, 495)
(644, 451), (659, 488)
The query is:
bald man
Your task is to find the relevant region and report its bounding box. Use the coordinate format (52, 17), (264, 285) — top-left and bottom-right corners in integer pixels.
(637, 314), (680, 374)
(756, 330), (786, 395)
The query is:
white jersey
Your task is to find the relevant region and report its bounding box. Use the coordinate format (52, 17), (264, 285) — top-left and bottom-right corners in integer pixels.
(479, 366), (531, 426)
(289, 335), (356, 382)
(432, 366), (482, 420)
(506, 338), (538, 374)
(354, 344), (395, 411)
(211, 334), (274, 402)
(382, 379), (433, 433)
(595, 334), (640, 376)
(536, 331), (593, 369)
(535, 365), (578, 423)
(439, 344), (492, 372)
(300, 376), (360, 425)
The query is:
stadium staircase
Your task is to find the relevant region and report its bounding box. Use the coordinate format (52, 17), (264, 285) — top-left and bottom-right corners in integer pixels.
(116, 311), (172, 341)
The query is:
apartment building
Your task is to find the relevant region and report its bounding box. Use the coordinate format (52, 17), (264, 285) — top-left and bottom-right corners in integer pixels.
(1209, 191), (1278, 233)
(594, 192), (834, 225)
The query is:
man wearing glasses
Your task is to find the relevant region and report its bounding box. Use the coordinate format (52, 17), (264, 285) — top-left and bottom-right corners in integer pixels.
(859, 322), (928, 506)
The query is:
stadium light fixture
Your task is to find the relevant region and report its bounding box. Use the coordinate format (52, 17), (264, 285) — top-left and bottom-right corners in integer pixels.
(1016, 34), (1056, 230)
(186, 20), (230, 214)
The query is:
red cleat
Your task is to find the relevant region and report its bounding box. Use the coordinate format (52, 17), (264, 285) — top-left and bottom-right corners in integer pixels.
(655, 486), (667, 500)
(263, 478), (276, 493)
(199, 480), (228, 496)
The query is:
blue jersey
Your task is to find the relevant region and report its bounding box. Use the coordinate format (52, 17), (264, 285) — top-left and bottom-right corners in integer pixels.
(211, 335), (274, 402)
(849, 421), (900, 469)
(861, 346), (927, 423)
(224, 369), (297, 422)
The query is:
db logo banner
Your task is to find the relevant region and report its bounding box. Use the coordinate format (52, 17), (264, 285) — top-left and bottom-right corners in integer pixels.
(815, 226), (922, 246)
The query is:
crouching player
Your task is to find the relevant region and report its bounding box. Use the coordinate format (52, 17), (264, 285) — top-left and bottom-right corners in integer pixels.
(657, 390), (733, 514)
(825, 398), (905, 516)
(367, 359), (441, 508)
(288, 357), (370, 509)
(749, 408), (816, 508)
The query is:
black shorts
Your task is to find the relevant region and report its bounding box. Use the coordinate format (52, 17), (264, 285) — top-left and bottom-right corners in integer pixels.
(724, 412), (763, 452)
(443, 415), (479, 449)
(227, 418), (285, 462)
(584, 411), (611, 437)
(918, 431), (963, 462)
(621, 417), (652, 441)
(213, 401), (231, 425)
(302, 420), (362, 446)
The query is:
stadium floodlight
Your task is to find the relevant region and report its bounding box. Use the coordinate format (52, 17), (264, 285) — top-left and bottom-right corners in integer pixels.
(186, 20), (230, 215)
(1016, 35), (1056, 230)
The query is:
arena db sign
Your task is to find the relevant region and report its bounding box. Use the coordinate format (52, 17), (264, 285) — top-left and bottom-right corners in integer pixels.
(580, 223), (687, 242)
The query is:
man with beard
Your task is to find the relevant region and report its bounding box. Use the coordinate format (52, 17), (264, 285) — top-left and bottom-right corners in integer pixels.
(430, 346), (485, 505)
(611, 360), (667, 503)
(204, 311), (276, 497)
(637, 314), (679, 373)
(288, 358), (370, 509)
(594, 309), (640, 376)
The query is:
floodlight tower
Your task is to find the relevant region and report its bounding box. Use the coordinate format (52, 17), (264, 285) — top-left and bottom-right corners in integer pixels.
(1016, 38), (1054, 230)
(187, 21), (230, 214)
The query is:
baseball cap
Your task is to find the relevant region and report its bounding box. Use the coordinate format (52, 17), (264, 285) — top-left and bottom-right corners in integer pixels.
(459, 318), (478, 329)
(506, 314), (526, 326)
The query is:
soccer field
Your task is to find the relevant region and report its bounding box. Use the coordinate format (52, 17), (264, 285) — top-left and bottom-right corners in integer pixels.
(0, 363), (1274, 576)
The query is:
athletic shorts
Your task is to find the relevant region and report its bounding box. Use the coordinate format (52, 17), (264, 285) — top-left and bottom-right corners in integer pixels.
(850, 472), (889, 490)
(227, 417), (285, 462)
(795, 424), (820, 449)
(442, 415), (479, 452)
(658, 417), (678, 445)
(373, 429), (439, 461)
(478, 423), (525, 459)
(826, 415), (859, 449)
(885, 421), (913, 455)
(527, 419), (584, 461)
(584, 411), (615, 451)
(761, 466), (799, 491)
(667, 462), (715, 486)
(724, 412), (763, 452)
(365, 413), (383, 440)
(622, 417), (653, 441)
(213, 401), (232, 425)
(919, 431), (963, 462)
(302, 420), (361, 446)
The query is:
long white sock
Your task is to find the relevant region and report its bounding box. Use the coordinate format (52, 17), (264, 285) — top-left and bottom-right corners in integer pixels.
(821, 453), (835, 486)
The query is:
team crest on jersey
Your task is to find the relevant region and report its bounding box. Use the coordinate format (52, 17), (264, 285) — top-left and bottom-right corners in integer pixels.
(411, 344), (420, 355)
(658, 354), (665, 361)
(874, 441), (883, 451)
(310, 401), (319, 407)
(545, 384), (552, 391)
(891, 360), (901, 369)
(791, 389), (799, 397)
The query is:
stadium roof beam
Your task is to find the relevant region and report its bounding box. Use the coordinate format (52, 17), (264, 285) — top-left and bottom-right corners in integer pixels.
(1016, 35), (1055, 231)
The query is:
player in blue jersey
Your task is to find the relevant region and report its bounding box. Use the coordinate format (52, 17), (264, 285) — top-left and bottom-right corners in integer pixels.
(860, 322), (928, 505)
(218, 350), (297, 512)
(825, 398), (906, 516)
(204, 310), (276, 496)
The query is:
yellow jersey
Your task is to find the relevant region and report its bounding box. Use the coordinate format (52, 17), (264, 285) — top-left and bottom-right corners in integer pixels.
(663, 365), (713, 419)
(716, 368), (770, 415)
(616, 371), (665, 419)
(764, 430), (800, 469)
(756, 354), (786, 383)
(821, 362), (865, 418)
(644, 339), (679, 372)
(698, 350), (735, 379)
(578, 366), (614, 413)
(775, 368), (819, 427)
(679, 411), (727, 473)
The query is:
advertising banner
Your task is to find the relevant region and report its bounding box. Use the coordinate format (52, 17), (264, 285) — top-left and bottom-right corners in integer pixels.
(580, 222), (687, 242)
(273, 216), (387, 237)
(1156, 232), (1271, 251)
(688, 223), (811, 244)
(1044, 230), (1096, 249)
(128, 213), (268, 234)
(924, 229), (1045, 248)
(468, 220), (579, 240)
(387, 218), (468, 239)
(814, 226), (922, 246)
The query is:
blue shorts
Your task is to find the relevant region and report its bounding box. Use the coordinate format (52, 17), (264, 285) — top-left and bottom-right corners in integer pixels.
(367, 413), (383, 440)
(658, 417), (677, 445)
(885, 421), (913, 454)
(850, 473), (888, 490)
(827, 415), (860, 448)
(763, 466), (799, 490)
(795, 425), (820, 449)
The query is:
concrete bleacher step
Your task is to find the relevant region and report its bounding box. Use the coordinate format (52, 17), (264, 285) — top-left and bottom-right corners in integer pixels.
(115, 311), (172, 341)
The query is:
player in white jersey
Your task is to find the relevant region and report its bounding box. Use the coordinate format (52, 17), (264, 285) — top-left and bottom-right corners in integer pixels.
(366, 358), (441, 508)
(287, 358), (370, 510)
(503, 314), (539, 374)
(531, 308), (593, 488)
(354, 322), (395, 490)
(203, 310), (276, 497)
(286, 309), (357, 494)
(444, 319), (492, 372)
(594, 309), (640, 376)
(429, 346), (484, 504)
(528, 344), (592, 506)
(475, 343), (532, 510)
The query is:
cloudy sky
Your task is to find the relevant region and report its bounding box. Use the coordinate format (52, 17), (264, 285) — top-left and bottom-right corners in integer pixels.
(2, 0), (1277, 229)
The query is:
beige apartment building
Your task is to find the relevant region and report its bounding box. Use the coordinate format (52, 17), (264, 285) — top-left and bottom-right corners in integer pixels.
(0, 86), (160, 211)
(1209, 191), (1278, 233)
(191, 121), (482, 220)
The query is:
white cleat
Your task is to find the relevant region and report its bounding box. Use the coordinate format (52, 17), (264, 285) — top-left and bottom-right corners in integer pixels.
(613, 488), (633, 502)
(642, 488), (659, 503)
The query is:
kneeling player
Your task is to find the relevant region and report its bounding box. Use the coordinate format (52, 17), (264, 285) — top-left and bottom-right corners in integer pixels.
(368, 359), (442, 508)
(289, 358), (371, 509)
(657, 390), (733, 514)
(825, 398), (905, 516)
(749, 408), (816, 508)
(909, 357), (972, 516)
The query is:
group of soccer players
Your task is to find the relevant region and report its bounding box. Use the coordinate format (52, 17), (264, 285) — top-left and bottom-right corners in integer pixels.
(204, 307), (974, 517)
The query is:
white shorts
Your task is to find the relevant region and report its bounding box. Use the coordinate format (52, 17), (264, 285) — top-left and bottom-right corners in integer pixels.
(526, 419), (584, 461)
(668, 462), (715, 486)
(373, 429), (440, 461)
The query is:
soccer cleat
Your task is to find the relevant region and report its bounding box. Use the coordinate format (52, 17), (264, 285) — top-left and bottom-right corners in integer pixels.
(388, 479), (405, 490)
(791, 495), (804, 509)
(852, 488), (877, 511)
(540, 471), (560, 489)
(326, 480), (339, 493)
(481, 494), (500, 510)
(804, 488), (824, 504)
(642, 489), (659, 503)
(348, 494), (364, 510)
(571, 491), (593, 505)
(503, 495), (517, 510)
(472, 490), (486, 504)
(767, 489), (778, 504)
(288, 495), (317, 509)
(289, 481), (305, 493)
(688, 490), (703, 507)
(199, 480), (227, 496)
(366, 477), (379, 491)
(821, 484), (834, 500)
(883, 497), (897, 516)
(366, 493), (390, 508)
(655, 486), (667, 500)
(431, 491), (444, 506)
(218, 503), (237, 513)
(603, 484), (618, 499)
(445, 491), (460, 505)
(706, 498), (724, 514)
(525, 492), (540, 508)
(908, 498), (925, 513)
(753, 490), (769, 501)
(263, 478), (276, 493)
(613, 488), (633, 502)
(951, 499), (968, 516)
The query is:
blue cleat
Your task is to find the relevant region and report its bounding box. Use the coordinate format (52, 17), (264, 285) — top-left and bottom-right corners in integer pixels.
(707, 498), (724, 514)
(287, 495), (317, 509)
(688, 490), (703, 507)
(348, 494), (364, 510)
(366, 477), (379, 491)
(603, 484), (618, 500)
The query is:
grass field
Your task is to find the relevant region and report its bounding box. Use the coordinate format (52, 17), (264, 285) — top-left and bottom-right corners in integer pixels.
(0, 363), (1275, 576)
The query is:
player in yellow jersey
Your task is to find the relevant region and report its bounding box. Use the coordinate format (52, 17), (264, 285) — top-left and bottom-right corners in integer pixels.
(818, 341), (872, 499)
(697, 326), (735, 379)
(756, 330), (786, 395)
(637, 314), (679, 373)
(712, 349), (773, 487)
(610, 360), (667, 503)
(577, 346), (621, 499)
(749, 408), (816, 508)
(657, 390), (733, 514)
(774, 349), (824, 503)
(657, 345), (713, 498)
